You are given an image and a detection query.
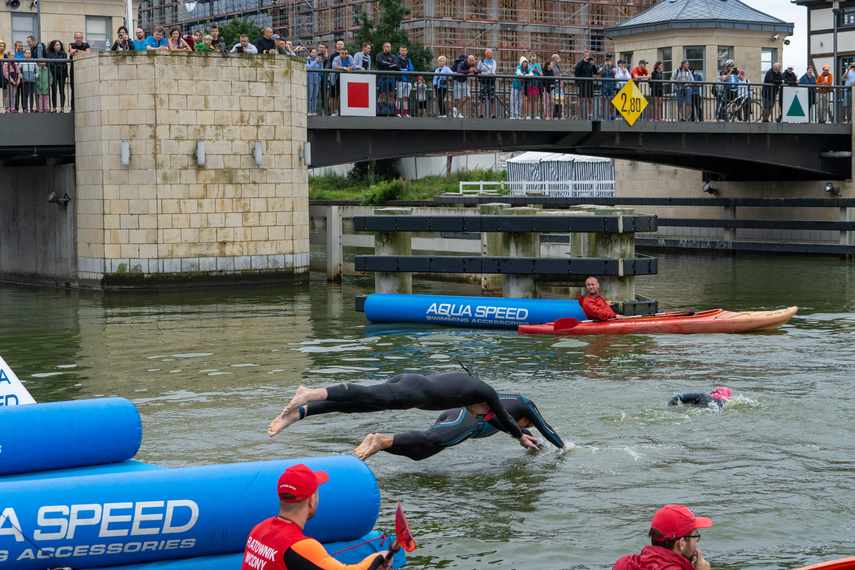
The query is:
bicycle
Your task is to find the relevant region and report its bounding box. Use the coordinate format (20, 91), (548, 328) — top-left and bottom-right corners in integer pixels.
(724, 92), (762, 122)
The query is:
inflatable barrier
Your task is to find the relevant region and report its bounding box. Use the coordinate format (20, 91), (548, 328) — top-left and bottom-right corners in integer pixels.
(93, 531), (406, 570)
(0, 398), (142, 476)
(0, 456), (379, 569)
(0, 460), (164, 483)
(363, 293), (586, 329)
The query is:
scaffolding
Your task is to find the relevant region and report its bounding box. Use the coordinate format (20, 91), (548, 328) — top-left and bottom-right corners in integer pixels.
(137, 0), (658, 65)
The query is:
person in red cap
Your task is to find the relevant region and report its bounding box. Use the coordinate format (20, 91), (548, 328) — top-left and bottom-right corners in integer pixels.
(241, 464), (391, 570)
(613, 504), (712, 570)
(578, 276), (625, 321)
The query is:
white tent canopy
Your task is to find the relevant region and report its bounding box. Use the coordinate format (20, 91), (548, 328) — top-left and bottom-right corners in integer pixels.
(505, 152), (615, 197)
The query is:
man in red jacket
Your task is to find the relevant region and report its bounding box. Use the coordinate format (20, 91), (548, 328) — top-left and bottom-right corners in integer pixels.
(578, 276), (623, 320)
(613, 504), (711, 570)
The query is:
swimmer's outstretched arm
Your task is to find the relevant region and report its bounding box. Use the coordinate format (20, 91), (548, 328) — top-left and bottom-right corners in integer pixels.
(269, 386), (328, 436)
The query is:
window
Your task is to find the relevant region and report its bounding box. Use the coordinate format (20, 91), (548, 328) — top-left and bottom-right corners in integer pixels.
(589, 4), (603, 27)
(11, 13), (36, 46)
(469, 0), (488, 19)
(684, 45), (704, 73)
(620, 51), (633, 67)
(658, 47), (672, 76)
(499, 29), (516, 48)
(500, 0), (516, 21)
(841, 7), (855, 26)
(842, 56), (855, 79)
(532, 0), (545, 22)
(590, 32), (603, 53)
(761, 48), (776, 75)
(717, 46), (733, 72)
(85, 16), (111, 52)
(437, 0), (454, 18)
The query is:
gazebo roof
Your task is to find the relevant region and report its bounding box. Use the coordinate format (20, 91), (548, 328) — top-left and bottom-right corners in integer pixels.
(606, 0), (794, 37)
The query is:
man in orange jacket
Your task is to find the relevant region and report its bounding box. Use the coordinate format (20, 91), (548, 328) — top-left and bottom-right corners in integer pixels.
(816, 65), (834, 123)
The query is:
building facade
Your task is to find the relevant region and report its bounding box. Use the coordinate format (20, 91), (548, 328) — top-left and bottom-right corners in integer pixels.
(795, 0), (855, 78)
(605, 0), (793, 82)
(137, 0), (659, 72)
(1, 0), (125, 51)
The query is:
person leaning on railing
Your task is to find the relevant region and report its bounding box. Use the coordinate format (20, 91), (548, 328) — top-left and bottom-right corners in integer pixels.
(670, 60), (693, 122)
(650, 61), (664, 121)
(476, 49), (497, 118)
(800, 66), (816, 121)
(599, 54), (616, 120)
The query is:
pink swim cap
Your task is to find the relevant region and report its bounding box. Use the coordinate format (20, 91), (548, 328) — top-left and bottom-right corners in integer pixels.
(711, 387), (732, 400)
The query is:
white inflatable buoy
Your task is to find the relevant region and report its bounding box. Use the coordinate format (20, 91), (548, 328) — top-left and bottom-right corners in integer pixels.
(0, 355), (36, 406)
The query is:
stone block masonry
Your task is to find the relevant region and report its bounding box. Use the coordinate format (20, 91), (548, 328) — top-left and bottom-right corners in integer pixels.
(73, 51), (309, 291)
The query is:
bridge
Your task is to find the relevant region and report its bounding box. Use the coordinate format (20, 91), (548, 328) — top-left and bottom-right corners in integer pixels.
(0, 65), (851, 181)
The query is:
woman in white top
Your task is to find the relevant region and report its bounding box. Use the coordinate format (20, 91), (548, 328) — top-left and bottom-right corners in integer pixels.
(433, 56), (453, 118)
(167, 27), (191, 52)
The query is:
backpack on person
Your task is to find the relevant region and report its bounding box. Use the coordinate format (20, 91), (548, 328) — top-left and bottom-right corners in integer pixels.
(452, 55), (468, 83)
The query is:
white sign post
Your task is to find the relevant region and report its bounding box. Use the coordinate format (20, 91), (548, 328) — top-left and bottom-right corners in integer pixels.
(0, 355), (36, 407)
(782, 87), (809, 124)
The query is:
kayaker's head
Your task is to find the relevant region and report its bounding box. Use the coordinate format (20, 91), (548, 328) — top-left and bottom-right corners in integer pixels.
(648, 504), (711, 561)
(710, 387), (732, 401)
(585, 276), (601, 296)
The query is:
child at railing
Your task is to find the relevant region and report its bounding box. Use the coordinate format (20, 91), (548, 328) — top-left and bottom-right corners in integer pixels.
(552, 81), (564, 120)
(416, 76), (428, 117)
(35, 60), (52, 113)
(20, 49), (38, 113)
(2, 54), (20, 113)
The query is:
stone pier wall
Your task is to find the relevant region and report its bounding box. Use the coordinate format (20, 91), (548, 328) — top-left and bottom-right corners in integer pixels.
(73, 51), (308, 291)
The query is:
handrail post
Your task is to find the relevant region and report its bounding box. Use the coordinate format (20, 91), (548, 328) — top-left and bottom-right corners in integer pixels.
(373, 208), (412, 294)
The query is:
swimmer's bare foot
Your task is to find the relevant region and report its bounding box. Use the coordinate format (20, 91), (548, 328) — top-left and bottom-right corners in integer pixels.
(268, 408), (300, 437)
(353, 433), (393, 461)
(280, 386), (323, 417)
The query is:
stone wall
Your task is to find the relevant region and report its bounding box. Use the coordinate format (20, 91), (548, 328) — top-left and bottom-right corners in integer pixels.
(0, 163), (77, 287)
(73, 51), (309, 291)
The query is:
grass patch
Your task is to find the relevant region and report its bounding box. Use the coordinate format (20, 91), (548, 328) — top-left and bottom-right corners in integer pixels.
(309, 167), (507, 202)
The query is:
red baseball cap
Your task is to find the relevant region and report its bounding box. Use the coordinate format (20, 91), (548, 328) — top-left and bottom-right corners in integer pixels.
(650, 505), (712, 540)
(277, 464), (330, 503)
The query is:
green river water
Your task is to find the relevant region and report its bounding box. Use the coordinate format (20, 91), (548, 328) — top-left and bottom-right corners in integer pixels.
(1, 251), (854, 569)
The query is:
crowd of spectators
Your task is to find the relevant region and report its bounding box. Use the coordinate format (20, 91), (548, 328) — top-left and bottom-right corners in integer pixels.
(2, 26), (853, 123)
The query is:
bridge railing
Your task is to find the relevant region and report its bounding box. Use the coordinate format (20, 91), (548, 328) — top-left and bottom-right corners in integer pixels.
(308, 68), (850, 124)
(0, 58), (73, 114)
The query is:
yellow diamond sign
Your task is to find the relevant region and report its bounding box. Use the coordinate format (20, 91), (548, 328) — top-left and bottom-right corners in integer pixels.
(612, 80), (648, 126)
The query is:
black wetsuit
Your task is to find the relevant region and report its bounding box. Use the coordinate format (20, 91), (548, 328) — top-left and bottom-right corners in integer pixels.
(382, 393), (566, 461)
(668, 393), (725, 408)
(300, 372), (524, 439)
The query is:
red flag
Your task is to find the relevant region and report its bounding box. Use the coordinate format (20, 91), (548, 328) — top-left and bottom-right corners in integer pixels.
(394, 501), (416, 552)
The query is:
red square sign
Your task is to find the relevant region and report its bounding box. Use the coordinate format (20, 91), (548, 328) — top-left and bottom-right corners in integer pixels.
(348, 82), (370, 108)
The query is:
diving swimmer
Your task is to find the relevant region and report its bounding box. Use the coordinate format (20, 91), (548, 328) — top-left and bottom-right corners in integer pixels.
(344, 393), (569, 460)
(269, 372), (540, 451)
(668, 387), (732, 408)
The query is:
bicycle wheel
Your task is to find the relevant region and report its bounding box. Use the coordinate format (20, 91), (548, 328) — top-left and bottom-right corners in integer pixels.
(749, 100), (763, 122)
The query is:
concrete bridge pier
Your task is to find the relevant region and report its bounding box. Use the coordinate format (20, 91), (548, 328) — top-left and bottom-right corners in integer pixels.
(501, 207), (540, 299)
(480, 203), (510, 295)
(373, 207), (412, 294)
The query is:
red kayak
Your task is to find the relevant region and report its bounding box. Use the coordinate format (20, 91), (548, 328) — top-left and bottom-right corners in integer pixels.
(793, 558), (855, 570)
(518, 306), (798, 335)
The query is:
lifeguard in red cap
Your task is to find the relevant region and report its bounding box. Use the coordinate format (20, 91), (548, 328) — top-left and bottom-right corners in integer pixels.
(613, 504), (712, 570)
(241, 464), (391, 570)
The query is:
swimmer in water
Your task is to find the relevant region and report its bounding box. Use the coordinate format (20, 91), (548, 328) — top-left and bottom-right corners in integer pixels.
(341, 393), (568, 460)
(668, 387), (732, 408)
(269, 372), (540, 451)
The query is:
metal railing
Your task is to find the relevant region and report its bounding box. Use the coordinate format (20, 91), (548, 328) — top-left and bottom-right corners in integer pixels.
(459, 180), (615, 197)
(1, 58), (74, 114)
(307, 68), (852, 124)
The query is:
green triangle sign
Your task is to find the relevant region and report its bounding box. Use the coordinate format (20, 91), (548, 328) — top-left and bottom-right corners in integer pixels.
(787, 95), (806, 117)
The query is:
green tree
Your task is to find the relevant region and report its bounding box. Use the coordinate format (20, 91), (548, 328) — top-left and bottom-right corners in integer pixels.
(350, 0), (433, 71)
(212, 17), (264, 51)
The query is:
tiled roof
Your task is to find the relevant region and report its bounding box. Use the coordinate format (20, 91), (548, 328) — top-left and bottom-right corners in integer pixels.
(607, 0), (794, 37)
